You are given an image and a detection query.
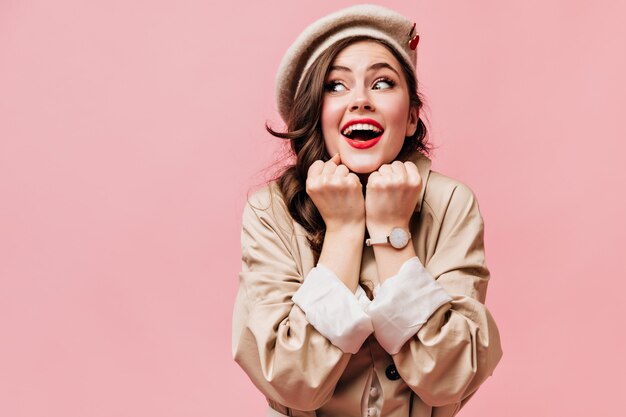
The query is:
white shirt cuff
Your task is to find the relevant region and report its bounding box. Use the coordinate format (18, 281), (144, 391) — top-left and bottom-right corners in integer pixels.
(366, 256), (453, 355)
(292, 263), (374, 354)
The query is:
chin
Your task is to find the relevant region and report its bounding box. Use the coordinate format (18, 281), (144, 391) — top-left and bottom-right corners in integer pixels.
(343, 157), (383, 174)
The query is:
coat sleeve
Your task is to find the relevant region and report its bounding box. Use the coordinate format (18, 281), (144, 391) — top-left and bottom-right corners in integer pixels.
(391, 183), (503, 407)
(231, 191), (353, 411)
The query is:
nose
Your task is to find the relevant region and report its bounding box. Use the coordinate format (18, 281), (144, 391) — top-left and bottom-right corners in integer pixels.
(349, 88), (375, 112)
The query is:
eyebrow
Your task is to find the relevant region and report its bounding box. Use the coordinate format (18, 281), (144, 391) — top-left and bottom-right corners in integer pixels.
(329, 62), (400, 77)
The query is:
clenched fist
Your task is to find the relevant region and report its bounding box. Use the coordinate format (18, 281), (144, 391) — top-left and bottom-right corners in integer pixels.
(306, 153), (365, 232)
(365, 160), (422, 232)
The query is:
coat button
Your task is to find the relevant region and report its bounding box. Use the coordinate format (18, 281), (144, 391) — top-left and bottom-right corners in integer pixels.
(385, 364), (400, 380)
(369, 387), (379, 398)
(367, 407), (378, 417)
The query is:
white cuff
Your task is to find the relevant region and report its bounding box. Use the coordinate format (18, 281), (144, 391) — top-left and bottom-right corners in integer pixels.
(292, 263), (374, 354)
(366, 257), (453, 355)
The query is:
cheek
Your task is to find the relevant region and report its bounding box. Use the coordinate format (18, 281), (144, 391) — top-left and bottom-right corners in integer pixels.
(320, 99), (346, 145)
(382, 105), (411, 147)
(321, 100), (343, 129)
(380, 96), (410, 125)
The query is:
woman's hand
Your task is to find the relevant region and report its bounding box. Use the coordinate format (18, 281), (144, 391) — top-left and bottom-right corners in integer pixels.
(306, 153), (365, 232)
(365, 160), (422, 233)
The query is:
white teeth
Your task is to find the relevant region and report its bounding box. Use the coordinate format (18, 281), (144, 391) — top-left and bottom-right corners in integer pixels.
(342, 123), (382, 136)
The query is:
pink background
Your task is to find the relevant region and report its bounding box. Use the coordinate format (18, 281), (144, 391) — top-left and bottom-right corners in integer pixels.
(1, 0), (624, 416)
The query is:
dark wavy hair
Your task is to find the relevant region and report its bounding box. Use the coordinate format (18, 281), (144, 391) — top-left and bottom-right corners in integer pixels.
(265, 35), (433, 267)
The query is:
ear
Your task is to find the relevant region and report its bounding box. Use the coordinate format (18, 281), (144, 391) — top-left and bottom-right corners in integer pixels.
(405, 104), (419, 137)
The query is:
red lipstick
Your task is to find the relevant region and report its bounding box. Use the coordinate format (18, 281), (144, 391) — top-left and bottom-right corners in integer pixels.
(341, 118), (384, 150)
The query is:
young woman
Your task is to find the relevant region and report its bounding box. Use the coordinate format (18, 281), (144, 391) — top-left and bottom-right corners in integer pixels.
(232, 5), (503, 417)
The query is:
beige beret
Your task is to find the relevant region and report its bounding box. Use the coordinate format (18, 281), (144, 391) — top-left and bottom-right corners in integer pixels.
(275, 4), (419, 123)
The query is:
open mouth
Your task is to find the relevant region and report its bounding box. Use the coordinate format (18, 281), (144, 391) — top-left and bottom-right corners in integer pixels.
(341, 123), (384, 141)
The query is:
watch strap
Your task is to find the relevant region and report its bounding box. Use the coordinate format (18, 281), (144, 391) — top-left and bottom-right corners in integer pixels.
(365, 236), (389, 246)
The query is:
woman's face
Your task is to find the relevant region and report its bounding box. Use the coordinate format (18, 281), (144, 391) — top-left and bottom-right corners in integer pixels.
(321, 40), (418, 174)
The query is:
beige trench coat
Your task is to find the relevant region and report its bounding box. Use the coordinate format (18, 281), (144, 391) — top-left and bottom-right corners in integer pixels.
(232, 151), (503, 417)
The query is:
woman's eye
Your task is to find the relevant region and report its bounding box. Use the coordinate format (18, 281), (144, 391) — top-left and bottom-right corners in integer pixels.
(373, 78), (395, 90)
(324, 81), (347, 93)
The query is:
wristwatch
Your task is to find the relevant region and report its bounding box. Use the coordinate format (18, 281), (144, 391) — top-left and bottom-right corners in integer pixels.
(365, 227), (412, 249)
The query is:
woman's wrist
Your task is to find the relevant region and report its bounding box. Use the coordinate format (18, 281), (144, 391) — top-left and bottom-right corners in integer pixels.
(366, 222), (416, 284)
(371, 244), (417, 284)
(319, 221), (365, 292)
(326, 220), (366, 236)
(366, 222), (410, 237)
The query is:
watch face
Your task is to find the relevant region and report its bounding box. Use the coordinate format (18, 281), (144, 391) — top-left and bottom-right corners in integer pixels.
(389, 227), (409, 249)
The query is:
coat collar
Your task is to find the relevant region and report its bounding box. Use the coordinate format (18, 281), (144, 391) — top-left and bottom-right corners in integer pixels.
(401, 151), (432, 213)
